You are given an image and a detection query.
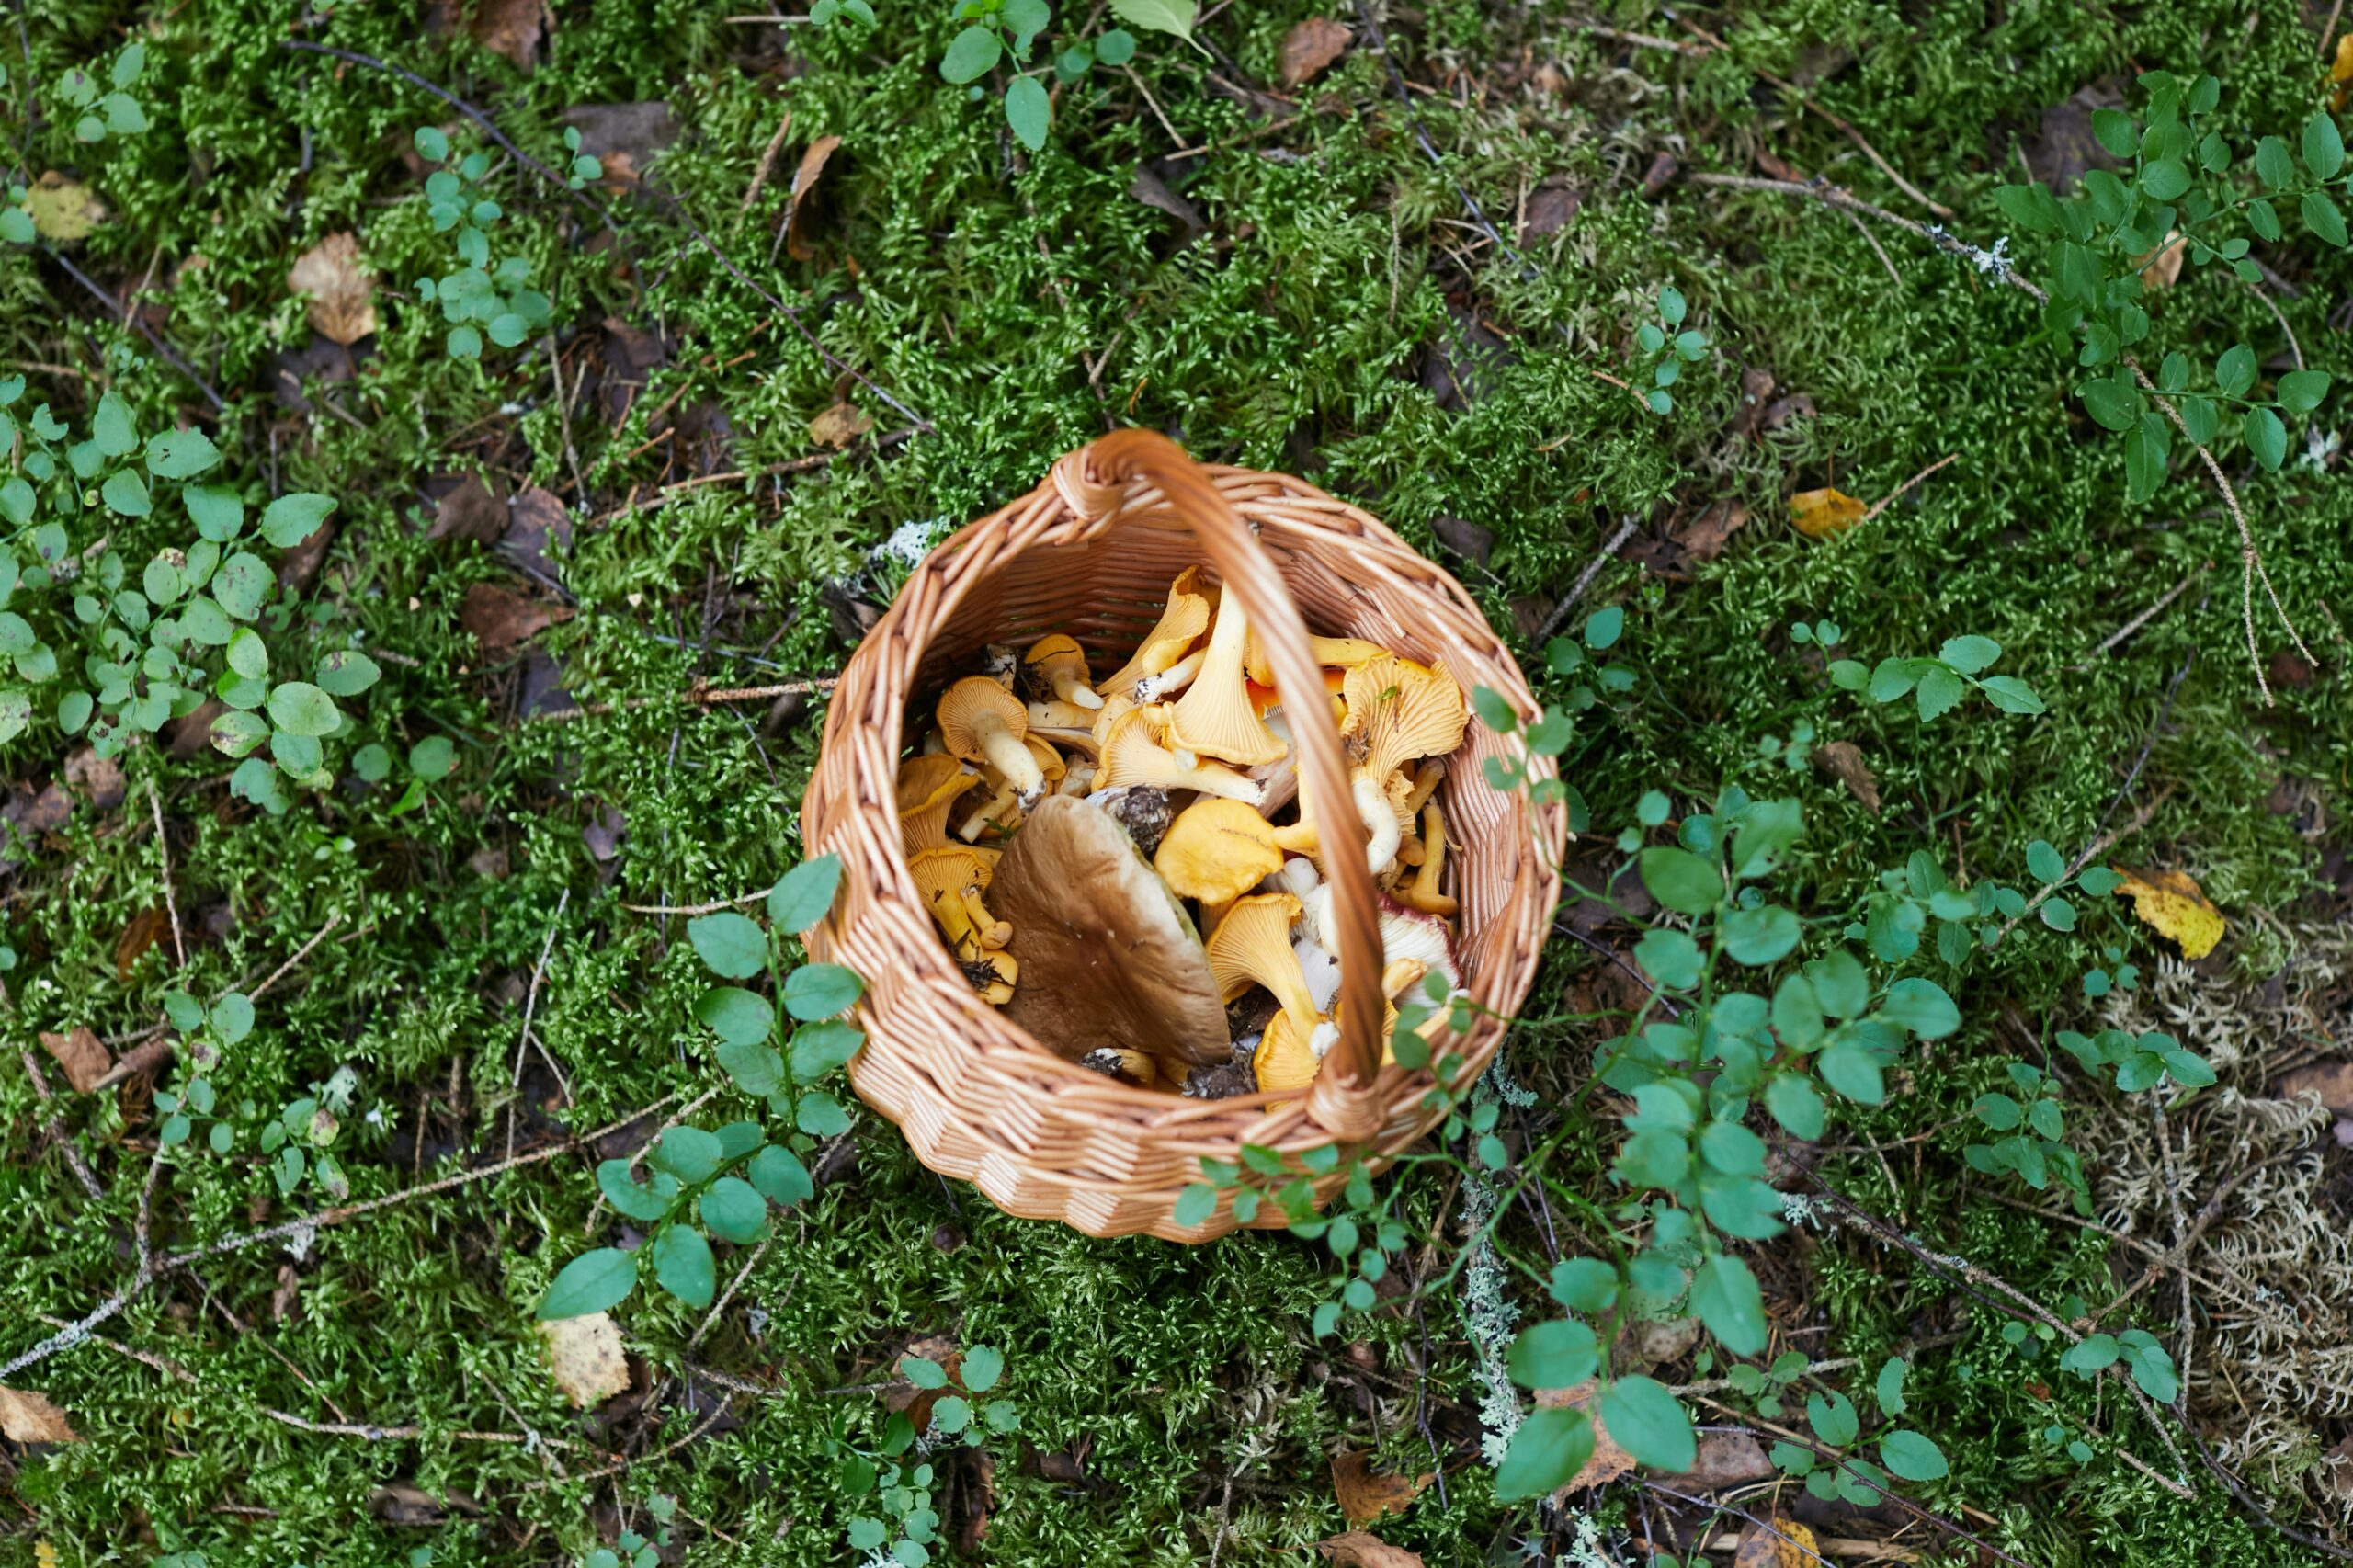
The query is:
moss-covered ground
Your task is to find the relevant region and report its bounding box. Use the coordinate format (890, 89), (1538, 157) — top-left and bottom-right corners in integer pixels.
(2, 0), (2350, 1562)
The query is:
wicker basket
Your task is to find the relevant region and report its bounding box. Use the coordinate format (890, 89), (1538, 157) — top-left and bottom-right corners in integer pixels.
(801, 431), (1566, 1241)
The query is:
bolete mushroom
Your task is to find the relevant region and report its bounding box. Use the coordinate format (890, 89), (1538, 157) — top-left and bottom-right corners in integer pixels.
(1023, 634), (1103, 710)
(1154, 798), (1321, 907)
(908, 846), (1017, 1004)
(1394, 800), (1459, 916)
(989, 795), (1230, 1074)
(1092, 708), (1263, 804)
(897, 755), (978, 858)
(1097, 566), (1214, 700)
(1167, 588), (1287, 767)
(1203, 892), (1322, 1040)
(938, 676), (1045, 805)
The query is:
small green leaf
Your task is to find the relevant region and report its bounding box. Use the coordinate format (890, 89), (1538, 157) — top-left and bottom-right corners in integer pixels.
(2244, 406), (2288, 471)
(315, 650), (381, 697)
(1638, 846), (1722, 916)
(597, 1160), (680, 1221)
(267, 681), (342, 737)
(941, 25), (1003, 82)
(747, 1143), (813, 1208)
(699, 1176), (768, 1244)
(648, 1126), (724, 1184)
(784, 962), (863, 1019)
(1506, 1318), (1600, 1389)
(2303, 110), (2346, 181)
(101, 468), (152, 517)
(651, 1225), (717, 1309)
(1938, 635), (1999, 675)
(145, 427), (220, 479)
(261, 493), (337, 547)
(1874, 1357), (1909, 1417)
(1689, 1254), (1767, 1356)
(1108, 0), (1198, 42)
(1976, 676), (2044, 715)
(1494, 1406), (1596, 1501)
(1597, 1376), (1696, 1471)
(539, 1247), (638, 1319)
(767, 855), (842, 932)
(1880, 1429), (1949, 1482)
(1005, 74), (1050, 150)
(688, 912), (767, 979)
(696, 985), (773, 1046)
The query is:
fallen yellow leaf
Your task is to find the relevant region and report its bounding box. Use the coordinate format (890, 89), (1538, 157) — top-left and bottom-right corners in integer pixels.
(2336, 34), (2353, 108)
(27, 172), (105, 243)
(808, 400), (873, 449)
(2111, 866), (2224, 960)
(1789, 487), (1866, 540)
(288, 231), (378, 346)
(537, 1310), (631, 1408)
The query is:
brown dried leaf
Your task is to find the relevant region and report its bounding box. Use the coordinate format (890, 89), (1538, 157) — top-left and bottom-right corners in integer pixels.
(1674, 499), (1749, 566)
(288, 232), (378, 346)
(114, 907), (169, 982)
(272, 1264), (303, 1324)
(1663, 1431), (1776, 1494)
(1281, 17), (1352, 86)
(503, 485), (572, 577)
(785, 135), (842, 262)
(460, 582), (574, 655)
(63, 747), (126, 810)
(28, 172), (105, 242)
(1331, 1449), (1435, 1524)
(6, 779), (69, 833)
(538, 1311), (631, 1408)
(1535, 1380), (1636, 1495)
(1789, 486), (1866, 540)
(1316, 1531), (1424, 1568)
(1735, 1517), (1820, 1568)
(1728, 366), (1776, 438)
(2278, 1061), (2353, 1116)
(472, 0), (544, 69)
(39, 1028), (110, 1095)
(428, 472), (506, 544)
(1813, 739), (1881, 812)
(0, 1386), (83, 1444)
(809, 401), (873, 449)
(2136, 228), (2185, 290)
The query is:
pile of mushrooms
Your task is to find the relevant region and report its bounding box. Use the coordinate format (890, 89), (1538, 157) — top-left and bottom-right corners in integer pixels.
(896, 569), (1468, 1100)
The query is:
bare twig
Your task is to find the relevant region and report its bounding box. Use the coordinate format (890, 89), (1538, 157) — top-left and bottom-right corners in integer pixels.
(2075, 565), (2207, 667)
(1536, 517), (1640, 642)
(1860, 453), (1958, 522)
(522, 677), (836, 727)
(261, 1407), (565, 1447)
(741, 110), (793, 211)
(506, 889), (573, 1161)
(622, 890), (769, 916)
(44, 246), (226, 411)
(147, 779), (185, 968)
(17, 1050), (106, 1201)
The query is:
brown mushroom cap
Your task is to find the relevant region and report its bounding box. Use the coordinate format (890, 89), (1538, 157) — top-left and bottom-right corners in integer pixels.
(990, 795), (1231, 1072)
(937, 676), (1044, 799)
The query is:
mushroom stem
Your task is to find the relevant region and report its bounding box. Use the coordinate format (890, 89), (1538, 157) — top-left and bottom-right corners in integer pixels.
(976, 720), (1043, 801)
(1397, 801), (1460, 915)
(1134, 648), (1207, 701)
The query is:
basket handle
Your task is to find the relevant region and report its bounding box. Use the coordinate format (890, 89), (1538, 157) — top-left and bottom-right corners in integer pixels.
(1075, 430), (1388, 1144)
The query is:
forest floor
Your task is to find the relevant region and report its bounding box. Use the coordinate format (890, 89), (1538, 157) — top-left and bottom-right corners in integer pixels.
(2, 0), (2352, 1565)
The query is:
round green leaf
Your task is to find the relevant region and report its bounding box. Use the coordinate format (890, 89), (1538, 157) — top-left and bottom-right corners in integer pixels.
(940, 25), (1002, 83)
(409, 734), (457, 780)
(784, 962), (863, 1019)
(747, 1143), (813, 1209)
(1689, 1253), (1767, 1356)
(1005, 74), (1050, 151)
(213, 552), (272, 619)
(699, 1176), (769, 1244)
(1879, 1429), (1949, 1482)
(267, 680), (342, 737)
(961, 1345), (1005, 1392)
(688, 911), (767, 979)
(145, 427), (220, 479)
(261, 493), (337, 548)
(210, 991), (256, 1044)
(1638, 846), (1722, 916)
(1495, 1406), (1596, 1500)
(2244, 406), (2288, 472)
(789, 1017), (865, 1079)
(648, 1125), (723, 1184)
(2304, 109), (2346, 181)
(1597, 1376), (1696, 1471)
(226, 626), (269, 679)
(696, 985), (774, 1045)
(101, 468), (152, 517)
(538, 1246), (638, 1319)
(1506, 1318), (1600, 1389)
(314, 650), (381, 697)
(642, 1225), (711, 1309)
(767, 854), (842, 933)
(209, 709), (267, 757)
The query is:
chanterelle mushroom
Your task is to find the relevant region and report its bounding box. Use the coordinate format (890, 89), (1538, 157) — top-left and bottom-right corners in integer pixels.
(990, 796), (1229, 1073)
(1243, 632), (1389, 689)
(1394, 799), (1459, 916)
(1154, 798), (1321, 907)
(908, 846), (1017, 1004)
(1097, 566), (1214, 701)
(1093, 708), (1262, 803)
(1342, 654), (1467, 786)
(1203, 892), (1322, 1041)
(937, 676), (1045, 804)
(1167, 587), (1287, 767)
(1252, 986), (1399, 1093)
(957, 736), (1065, 842)
(1023, 634), (1102, 710)
(897, 755), (977, 857)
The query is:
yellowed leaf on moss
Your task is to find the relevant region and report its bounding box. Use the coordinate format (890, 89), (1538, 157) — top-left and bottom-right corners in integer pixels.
(289, 232), (378, 346)
(0, 1386), (84, 1444)
(537, 1311), (630, 1408)
(1331, 1448), (1435, 1524)
(1789, 487), (1866, 540)
(2335, 33), (2353, 107)
(2111, 866), (2225, 960)
(809, 401), (872, 449)
(28, 172), (105, 242)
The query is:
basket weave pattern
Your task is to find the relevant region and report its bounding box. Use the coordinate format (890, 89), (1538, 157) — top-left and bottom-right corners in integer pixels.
(801, 436), (1567, 1240)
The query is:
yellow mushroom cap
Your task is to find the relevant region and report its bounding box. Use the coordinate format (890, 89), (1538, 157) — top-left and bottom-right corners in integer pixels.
(1094, 708), (1263, 803)
(1342, 654), (1469, 783)
(1204, 892), (1320, 1038)
(897, 755), (977, 856)
(1244, 632), (1391, 690)
(1098, 566), (1215, 701)
(1253, 1009), (1320, 1092)
(1024, 634), (1102, 709)
(937, 676), (1044, 799)
(1166, 587), (1287, 767)
(907, 846), (1007, 954)
(1155, 798), (1288, 906)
